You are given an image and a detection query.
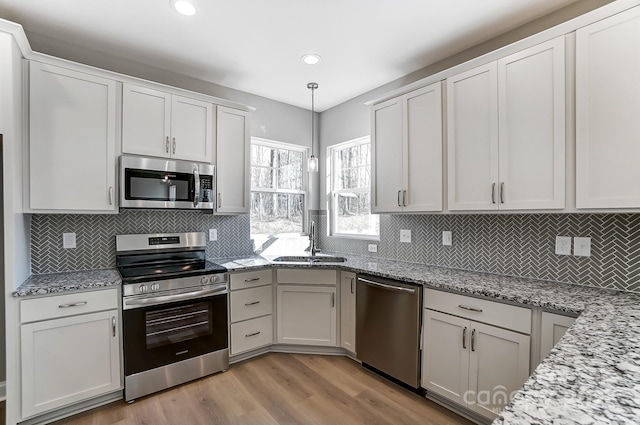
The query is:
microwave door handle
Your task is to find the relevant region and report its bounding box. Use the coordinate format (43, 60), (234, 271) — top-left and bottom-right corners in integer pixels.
(193, 167), (200, 207)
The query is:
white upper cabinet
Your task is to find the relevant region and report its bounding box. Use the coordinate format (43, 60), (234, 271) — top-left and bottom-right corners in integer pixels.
(576, 6), (640, 208)
(216, 106), (250, 214)
(122, 83), (213, 163)
(28, 62), (117, 213)
(448, 37), (565, 211)
(372, 82), (443, 213)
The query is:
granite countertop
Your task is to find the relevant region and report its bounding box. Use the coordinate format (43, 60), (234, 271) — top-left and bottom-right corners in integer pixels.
(13, 253), (640, 422)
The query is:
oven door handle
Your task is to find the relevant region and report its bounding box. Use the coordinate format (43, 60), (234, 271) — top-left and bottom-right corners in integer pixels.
(123, 285), (226, 309)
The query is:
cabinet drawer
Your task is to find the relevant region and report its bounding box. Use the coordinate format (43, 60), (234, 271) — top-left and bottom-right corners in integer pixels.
(21, 288), (119, 323)
(230, 269), (273, 290)
(230, 285), (273, 323)
(424, 288), (531, 334)
(230, 315), (273, 355)
(277, 269), (337, 285)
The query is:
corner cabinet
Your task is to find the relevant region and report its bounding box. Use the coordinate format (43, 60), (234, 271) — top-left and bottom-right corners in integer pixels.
(447, 37), (565, 211)
(216, 106), (251, 214)
(576, 6), (640, 208)
(20, 289), (121, 419)
(276, 269), (337, 347)
(540, 311), (575, 360)
(372, 82), (443, 213)
(27, 62), (117, 213)
(122, 83), (213, 163)
(339, 271), (356, 354)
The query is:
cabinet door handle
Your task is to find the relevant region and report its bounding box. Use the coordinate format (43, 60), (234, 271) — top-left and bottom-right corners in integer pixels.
(245, 331), (261, 338)
(458, 304), (483, 313)
(462, 327), (467, 349)
(172, 137), (176, 154)
(350, 277), (355, 294)
(58, 301), (87, 308)
(112, 316), (116, 337)
(491, 183), (496, 204)
(471, 329), (476, 352)
(403, 190), (407, 207)
(165, 136), (170, 153)
(500, 182), (505, 204)
(244, 301), (260, 306)
(397, 190), (402, 207)
(244, 277), (260, 282)
(331, 292), (335, 308)
(218, 193), (222, 208)
(109, 187), (114, 206)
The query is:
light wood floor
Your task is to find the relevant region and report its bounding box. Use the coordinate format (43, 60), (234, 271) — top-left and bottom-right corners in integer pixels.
(52, 353), (473, 425)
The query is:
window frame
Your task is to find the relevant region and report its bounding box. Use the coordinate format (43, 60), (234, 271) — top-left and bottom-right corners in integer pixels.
(327, 136), (380, 240)
(250, 137), (309, 237)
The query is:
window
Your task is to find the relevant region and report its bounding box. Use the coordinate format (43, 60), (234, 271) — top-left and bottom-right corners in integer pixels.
(250, 138), (307, 236)
(328, 136), (379, 238)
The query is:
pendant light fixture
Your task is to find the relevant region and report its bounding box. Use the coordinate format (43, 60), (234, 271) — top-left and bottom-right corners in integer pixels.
(307, 82), (319, 173)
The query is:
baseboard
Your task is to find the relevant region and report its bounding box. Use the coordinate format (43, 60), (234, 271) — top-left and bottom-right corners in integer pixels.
(0, 380), (5, 401)
(424, 391), (491, 425)
(19, 391), (123, 425)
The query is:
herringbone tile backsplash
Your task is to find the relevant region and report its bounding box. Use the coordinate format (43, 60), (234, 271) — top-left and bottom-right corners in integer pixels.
(316, 213), (640, 293)
(31, 210), (253, 274)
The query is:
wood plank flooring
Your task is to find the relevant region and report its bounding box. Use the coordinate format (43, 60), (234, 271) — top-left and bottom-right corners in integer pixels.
(52, 353), (473, 425)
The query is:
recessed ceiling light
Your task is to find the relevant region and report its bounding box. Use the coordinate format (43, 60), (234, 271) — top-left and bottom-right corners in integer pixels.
(172, 0), (196, 16)
(302, 53), (322, 65)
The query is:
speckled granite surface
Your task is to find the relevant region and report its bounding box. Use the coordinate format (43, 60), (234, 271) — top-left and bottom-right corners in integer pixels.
(13, 269), (121, 297)
(13, 252), (640, 423)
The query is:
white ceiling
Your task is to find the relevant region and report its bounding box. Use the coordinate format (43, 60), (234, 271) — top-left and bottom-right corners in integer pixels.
(0, 0), (580, 111)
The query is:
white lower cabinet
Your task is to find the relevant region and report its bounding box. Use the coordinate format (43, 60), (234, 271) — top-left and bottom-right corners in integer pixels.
(540, 312), (576, 360)
(229, 270), (274, 356)
(20, 290), (121, 419)
(422, 290), (531, 420)
(340, 271), (356, 354)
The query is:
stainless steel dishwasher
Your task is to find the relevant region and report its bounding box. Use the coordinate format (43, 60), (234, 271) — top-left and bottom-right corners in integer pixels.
(356, 274), (422, 389)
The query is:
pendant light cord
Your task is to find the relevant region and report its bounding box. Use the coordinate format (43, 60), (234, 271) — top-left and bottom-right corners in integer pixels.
(307, 82), (318, 158)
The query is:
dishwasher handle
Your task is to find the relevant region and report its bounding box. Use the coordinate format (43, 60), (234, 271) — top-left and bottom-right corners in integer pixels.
(358, 277), (416, 294)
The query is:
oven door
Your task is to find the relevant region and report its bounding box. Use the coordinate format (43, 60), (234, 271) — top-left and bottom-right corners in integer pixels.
(122, 290), (228, 376)
(120, 155), (214, 209)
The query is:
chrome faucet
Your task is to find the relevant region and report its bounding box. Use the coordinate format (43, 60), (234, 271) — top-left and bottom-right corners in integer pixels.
(309, 220), (318, 256)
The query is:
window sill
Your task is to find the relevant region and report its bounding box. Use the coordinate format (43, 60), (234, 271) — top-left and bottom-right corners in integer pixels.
(329, 233), (380, 242)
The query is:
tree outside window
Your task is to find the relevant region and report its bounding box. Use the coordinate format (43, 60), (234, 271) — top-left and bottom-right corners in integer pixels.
(329, 137), (379, 238)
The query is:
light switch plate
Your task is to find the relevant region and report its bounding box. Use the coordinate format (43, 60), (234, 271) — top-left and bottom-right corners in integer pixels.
(400, 229), (411, 243)
(209, 229), (218, 241)
(555, 236), (571, 255)
(574, 237), (591, 257)
(63, 232), (76, 249)
(442, 231), (452, 246)
(368, 244), (378, 253)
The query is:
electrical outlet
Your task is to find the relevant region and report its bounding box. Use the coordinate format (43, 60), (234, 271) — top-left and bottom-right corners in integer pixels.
(574, 237), (591, 257)
(442, 231), (452, 246)
(368, 244), (378, 253)
(555, 236), (571, 255)
(209, 229), (218, 241)
(400, 229), (411, 243)
(63, 232), (76, 249)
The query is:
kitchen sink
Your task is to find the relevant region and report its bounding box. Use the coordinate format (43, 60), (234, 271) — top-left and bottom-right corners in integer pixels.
(272, 255), (347, 264)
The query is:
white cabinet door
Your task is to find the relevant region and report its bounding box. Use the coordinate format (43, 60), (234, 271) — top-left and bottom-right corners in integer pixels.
(171, 95), (213, 162)
(340, 272), (356, 354)
(576, 6), (640, 208)
(21, 310), (121, 418)
(29, 62), (117, 212)
(403, 82), (443, 212)
(468, 322), (530, 420)
(540, 312), (575, 360)
(371, 97), (403, 213)
(422, 309), (470, 407)
(122, 83), (171, 158)
(216, 106), (250, 214)
(277, 285), (337, 346)
(498, 37), (565, 210)
(447, 63), (499, 211)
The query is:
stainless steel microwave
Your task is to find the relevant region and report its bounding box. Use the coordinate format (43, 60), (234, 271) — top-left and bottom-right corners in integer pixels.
(120, 155), (215, 210)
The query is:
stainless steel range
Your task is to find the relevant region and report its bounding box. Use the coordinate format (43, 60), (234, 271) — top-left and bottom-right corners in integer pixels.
(116, 232), (228, 402)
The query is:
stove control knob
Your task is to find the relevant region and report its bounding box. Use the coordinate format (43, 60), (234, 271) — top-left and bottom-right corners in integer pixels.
(139, 284), (147, 294)
(200, 276), (209, 284)
(151, 283), (160, 291)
